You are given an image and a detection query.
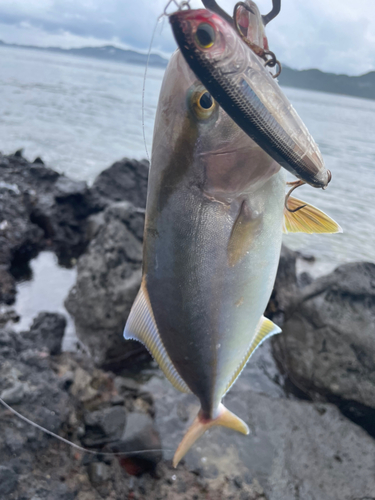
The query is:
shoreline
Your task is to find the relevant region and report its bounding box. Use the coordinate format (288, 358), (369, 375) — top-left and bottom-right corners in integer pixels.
(1, 150), (375, 498)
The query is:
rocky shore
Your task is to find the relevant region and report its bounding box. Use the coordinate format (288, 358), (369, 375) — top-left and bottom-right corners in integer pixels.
(1, 151), (375, 500)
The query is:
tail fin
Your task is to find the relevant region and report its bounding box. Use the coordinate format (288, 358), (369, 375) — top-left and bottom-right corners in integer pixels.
(173, 403), (249, 467)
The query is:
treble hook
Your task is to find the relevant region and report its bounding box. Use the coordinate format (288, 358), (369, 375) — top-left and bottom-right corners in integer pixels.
(202, 0), (282, 26)
(285, 180), (307, 213)
(163, 0), (190, 16)
(232, 2), (282, 78)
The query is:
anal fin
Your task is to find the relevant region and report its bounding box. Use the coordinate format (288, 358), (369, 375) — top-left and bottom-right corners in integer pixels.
(124, 283), (191, 394)
(225, 316), (281, 394)
(283, 196), (342, 234)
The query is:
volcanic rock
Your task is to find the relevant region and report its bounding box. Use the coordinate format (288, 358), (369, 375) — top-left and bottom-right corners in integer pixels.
(90, 158), (149, 210)
(65, 201), (146, 369)
(272, 261), (375, 434)
(24, 312), (67, 355)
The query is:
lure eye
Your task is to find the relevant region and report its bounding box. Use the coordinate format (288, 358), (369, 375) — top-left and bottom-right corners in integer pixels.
(195, 23), (215, 49)
(198, 92), (214, 111)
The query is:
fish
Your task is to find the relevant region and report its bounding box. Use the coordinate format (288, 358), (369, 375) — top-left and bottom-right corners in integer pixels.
(124, 2), (341, 468)
(169, 6), (332, 189)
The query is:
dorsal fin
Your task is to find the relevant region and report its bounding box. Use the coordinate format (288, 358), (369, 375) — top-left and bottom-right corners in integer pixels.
(224, 316), (281, 395)
(124, 283), (191, 394)
(283, 197), (342, 234)
(227, 200), (263, 267)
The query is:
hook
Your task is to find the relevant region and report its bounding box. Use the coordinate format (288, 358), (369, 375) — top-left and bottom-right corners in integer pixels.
(262, 0), (281, 26)
(285, 180), (307, 213)
(201, 0), (234, 25)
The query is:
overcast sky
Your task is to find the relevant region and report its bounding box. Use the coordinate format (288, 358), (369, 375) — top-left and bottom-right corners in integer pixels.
(0, 0), (374, 75)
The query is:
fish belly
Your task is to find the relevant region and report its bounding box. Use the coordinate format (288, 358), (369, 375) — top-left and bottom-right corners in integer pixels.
(144, 170), (285, 416)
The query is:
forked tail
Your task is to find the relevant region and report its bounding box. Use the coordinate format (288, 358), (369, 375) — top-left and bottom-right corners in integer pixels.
(173, 403), (249, 467)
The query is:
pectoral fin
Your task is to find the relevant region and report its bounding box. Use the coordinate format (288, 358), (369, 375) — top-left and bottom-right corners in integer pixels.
(124, 283), (191, 394)
(225, 316), (281, 395)
(227, 200), (262, 267)
(283, 197), (342, 234)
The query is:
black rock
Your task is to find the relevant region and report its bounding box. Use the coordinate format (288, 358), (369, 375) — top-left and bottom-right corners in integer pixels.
(111, 411), (162, 475)
(90, 158), (149, 209)
(33, 156), (44, 164)
(265, 244), (299, 325)
(84, 406), (127, 446)
(65, 202), (146, 368)
(0, 268), (17, 305)
(272, 262), (375, 435)
(0, 151), (102, 304)
(0, 466), (18, 495)
(297, 271), (314, 288)
(26, 312), (67, 355)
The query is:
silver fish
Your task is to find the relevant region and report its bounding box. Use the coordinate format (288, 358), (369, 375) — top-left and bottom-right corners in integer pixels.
(124, 6), (340, 467)
(170, 7), (332, 189)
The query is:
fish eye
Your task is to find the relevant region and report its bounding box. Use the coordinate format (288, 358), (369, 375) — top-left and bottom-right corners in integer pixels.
(195, 23), (215, 49)
(198, 92), (214, 111)
(189, 88), (216, 120)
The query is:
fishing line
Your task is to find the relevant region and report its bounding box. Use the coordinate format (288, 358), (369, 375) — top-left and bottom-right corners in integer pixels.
(142, 16), (163, 162)
(0, 396), (171, 457)
(142, 0), (191, 160)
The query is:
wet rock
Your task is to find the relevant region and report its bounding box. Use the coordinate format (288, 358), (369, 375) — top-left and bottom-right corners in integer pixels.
(112, 411), (162, 475)
(0, 153), (149, 307)
(114, 376), (141, 394)
(297, 271), (313, 288)
(65, 202), (146, 369)
(88, 462), (111, 484)
(33, 156), (44, 164)
(240, 392), (375, 500)
(149, 366), (375, 500)
(0, 269), (17, 305)
(272, 262), (375, 435)
(0, 169), (44, 303)
(25, 312), (67, 355)
(0, 325), (75, 498)
(0, 308), (20, 327)
(90, 158), (149, 210)
(53, 177), (88, 200)
(0, 151), (101, 304)
(0, 466), (18, 495)
(0, 319), (197, 500)
(83, 406), (127, 446)
(265, 245), (299, 325)
(0, 381), (27, 404)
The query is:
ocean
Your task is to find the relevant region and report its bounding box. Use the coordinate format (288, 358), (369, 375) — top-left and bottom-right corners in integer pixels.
(1, 44), (375, 276)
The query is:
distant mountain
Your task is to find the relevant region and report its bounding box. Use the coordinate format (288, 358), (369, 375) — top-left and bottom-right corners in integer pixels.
(278, 65), (375, 101)
(0, 40), (169, 68)
(1, 40), (374, 100)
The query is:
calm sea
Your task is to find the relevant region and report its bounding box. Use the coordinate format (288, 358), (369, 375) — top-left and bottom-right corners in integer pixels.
(1, 45), (375, 274)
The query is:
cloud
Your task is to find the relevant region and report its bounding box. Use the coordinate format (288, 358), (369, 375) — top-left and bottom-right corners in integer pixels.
(0, 0), (374, 74)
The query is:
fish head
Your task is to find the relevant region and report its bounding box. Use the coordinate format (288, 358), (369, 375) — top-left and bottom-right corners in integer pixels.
(151, 47), (280, 204)
(170, 7), (332, 190)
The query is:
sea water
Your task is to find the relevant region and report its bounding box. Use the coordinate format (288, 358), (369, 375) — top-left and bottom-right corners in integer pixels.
(1, 45), (374, 273)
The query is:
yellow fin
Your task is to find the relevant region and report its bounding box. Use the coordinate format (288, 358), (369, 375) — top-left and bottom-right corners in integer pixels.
(283, 197), (342, 234)
(124, 283), (191, 394)
(227, 200), (262, 267)
(225, 316), (281, 395)
(173, 403), (249, 467)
